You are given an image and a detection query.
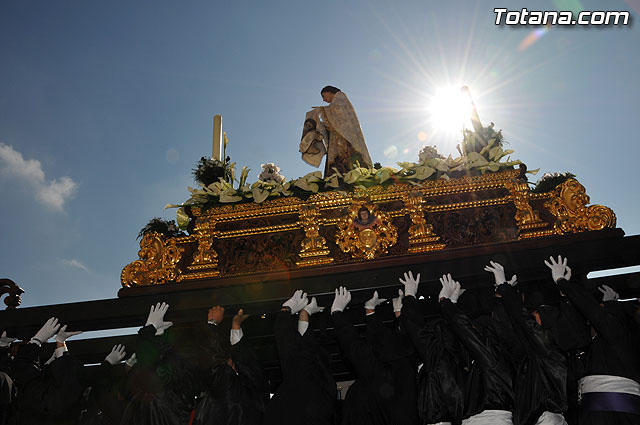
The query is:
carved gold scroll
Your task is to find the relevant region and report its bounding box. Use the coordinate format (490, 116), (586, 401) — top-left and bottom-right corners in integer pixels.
(544, 178), (616, 234)
(121, 232), (185, 287)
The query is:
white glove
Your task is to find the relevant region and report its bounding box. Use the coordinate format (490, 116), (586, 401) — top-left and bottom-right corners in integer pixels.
(105, 344), (127, 365)
(364, 291), (387, 311)
(145, 302), (173, 335)
(32, 317), (61, 345)
(125, 353), (137, 368)
(451, 281), (464, 304)
(398, 271), (420, 298)
(439, 274), (462, 303)
(304, 297), (325, 315)
(392, 289), (404, 313)
(438, 274), (454, 300)
(544, 255), (572, 283)
(283, 290), (309, 315)
(331, 287), (351, 313)
(55, 325), (83, 343)
(0, 331), (17, 348)
(484, 261), (517, 286)
(598, 284), (619, 302)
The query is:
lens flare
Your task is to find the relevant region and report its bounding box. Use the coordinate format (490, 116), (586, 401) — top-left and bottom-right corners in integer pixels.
(518, 26), (550, 52)
(384, 145), (398, 159)
(428, 86), (473, 136)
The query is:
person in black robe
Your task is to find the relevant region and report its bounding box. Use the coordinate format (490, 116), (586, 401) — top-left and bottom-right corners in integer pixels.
(330, 287), (418, 425)
(485, 261), (569, 425)
(121, 302), (200, 425)
(438, 274), (515, 424)
(1, 331), (17, 425)
(398, 271), (466, 425)
(194, 306), (269, 425)
(79, 345), (131, 425)
(9, 318), (86, 425)
(545, 255), (640, 425)
(263, 290), (336, 425)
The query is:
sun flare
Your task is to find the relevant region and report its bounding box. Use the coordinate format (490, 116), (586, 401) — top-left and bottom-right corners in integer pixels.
(428, 86), (474, 137)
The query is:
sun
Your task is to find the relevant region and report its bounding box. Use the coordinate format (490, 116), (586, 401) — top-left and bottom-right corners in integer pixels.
(427, 85), (474, 137)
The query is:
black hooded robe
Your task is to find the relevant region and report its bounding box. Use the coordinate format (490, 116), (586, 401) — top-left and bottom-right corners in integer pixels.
(557, 278), (640, 425)
(263, 310), (336, 425)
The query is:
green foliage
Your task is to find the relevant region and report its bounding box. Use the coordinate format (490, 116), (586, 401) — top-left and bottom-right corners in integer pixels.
(137, 218), (186, 240)
(192, 156), (233, 186)
(531, 172), (576, 193)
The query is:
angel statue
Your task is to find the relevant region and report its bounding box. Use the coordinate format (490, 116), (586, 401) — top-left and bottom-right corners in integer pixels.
(299, 86), (373, 177)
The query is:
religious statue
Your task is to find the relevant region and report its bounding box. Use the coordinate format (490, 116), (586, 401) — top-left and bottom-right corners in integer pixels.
(299, 86), (373, 177)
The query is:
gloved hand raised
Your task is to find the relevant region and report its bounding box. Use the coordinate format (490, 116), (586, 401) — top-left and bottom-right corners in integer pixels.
(55, 325), (83, 343)
(232, 309), (249, 329)
(0, 331), (17, 348)
(283, 290), (308, 314)
(304, 297), (325, 315)
(125, 353), (137, 368)
(32, 317), (61, 345)
(392, 289), (404, 315)
(544, 255), (572, 283)
(598, 284), (619, 302)
(145, 302), (173, 335)
(439, 274), (462, 303)
(484, 261), (517, 286)
(105, 344), (127, 365)
(364, 291), (387, 311)
(399, 271), (420, 297)
(331, 286), (351, 313)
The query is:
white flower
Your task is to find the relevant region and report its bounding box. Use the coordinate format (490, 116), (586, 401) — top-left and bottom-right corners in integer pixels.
(418, 145), (444, 163)
(258, 163), (285, 184)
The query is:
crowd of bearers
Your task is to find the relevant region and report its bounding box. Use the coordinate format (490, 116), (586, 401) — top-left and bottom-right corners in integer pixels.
(1, 255), (639, 425)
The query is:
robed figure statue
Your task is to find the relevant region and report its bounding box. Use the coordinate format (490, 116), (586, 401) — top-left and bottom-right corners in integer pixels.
(300, 86), (373, 177)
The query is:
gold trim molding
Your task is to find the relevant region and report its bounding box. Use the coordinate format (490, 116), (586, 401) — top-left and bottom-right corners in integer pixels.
(121, 170), (617, 287)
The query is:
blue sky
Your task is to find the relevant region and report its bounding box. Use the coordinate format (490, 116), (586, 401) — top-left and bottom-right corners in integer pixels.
(1, 0), (639, 308)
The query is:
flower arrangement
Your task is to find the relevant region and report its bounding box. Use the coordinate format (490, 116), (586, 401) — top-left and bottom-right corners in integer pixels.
(166, 122), (537, 230)
(418, 145), (445, 162)
(193, 156), (233, 186)
(258, 163), (286, 185)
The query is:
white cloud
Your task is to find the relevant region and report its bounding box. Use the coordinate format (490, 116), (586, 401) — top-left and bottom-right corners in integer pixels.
(0, 143), (78, 212)
(60, 258), (90, 272)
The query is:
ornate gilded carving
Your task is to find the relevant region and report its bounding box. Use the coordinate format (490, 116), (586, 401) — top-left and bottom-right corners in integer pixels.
(186, 216), (220, 278)
(431, 206), (518, 248)
(403, 192), (446, 253)
(120, 170), (617, 288)
(214, 231), (304, 275)
(336, 200), (398, 260)
(296, 204), (333, 267)
(0, 278), (24, 309)
(544, 178), (616, 234)
(505, 178), (549, 238)
(121, 232), (185, 287)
